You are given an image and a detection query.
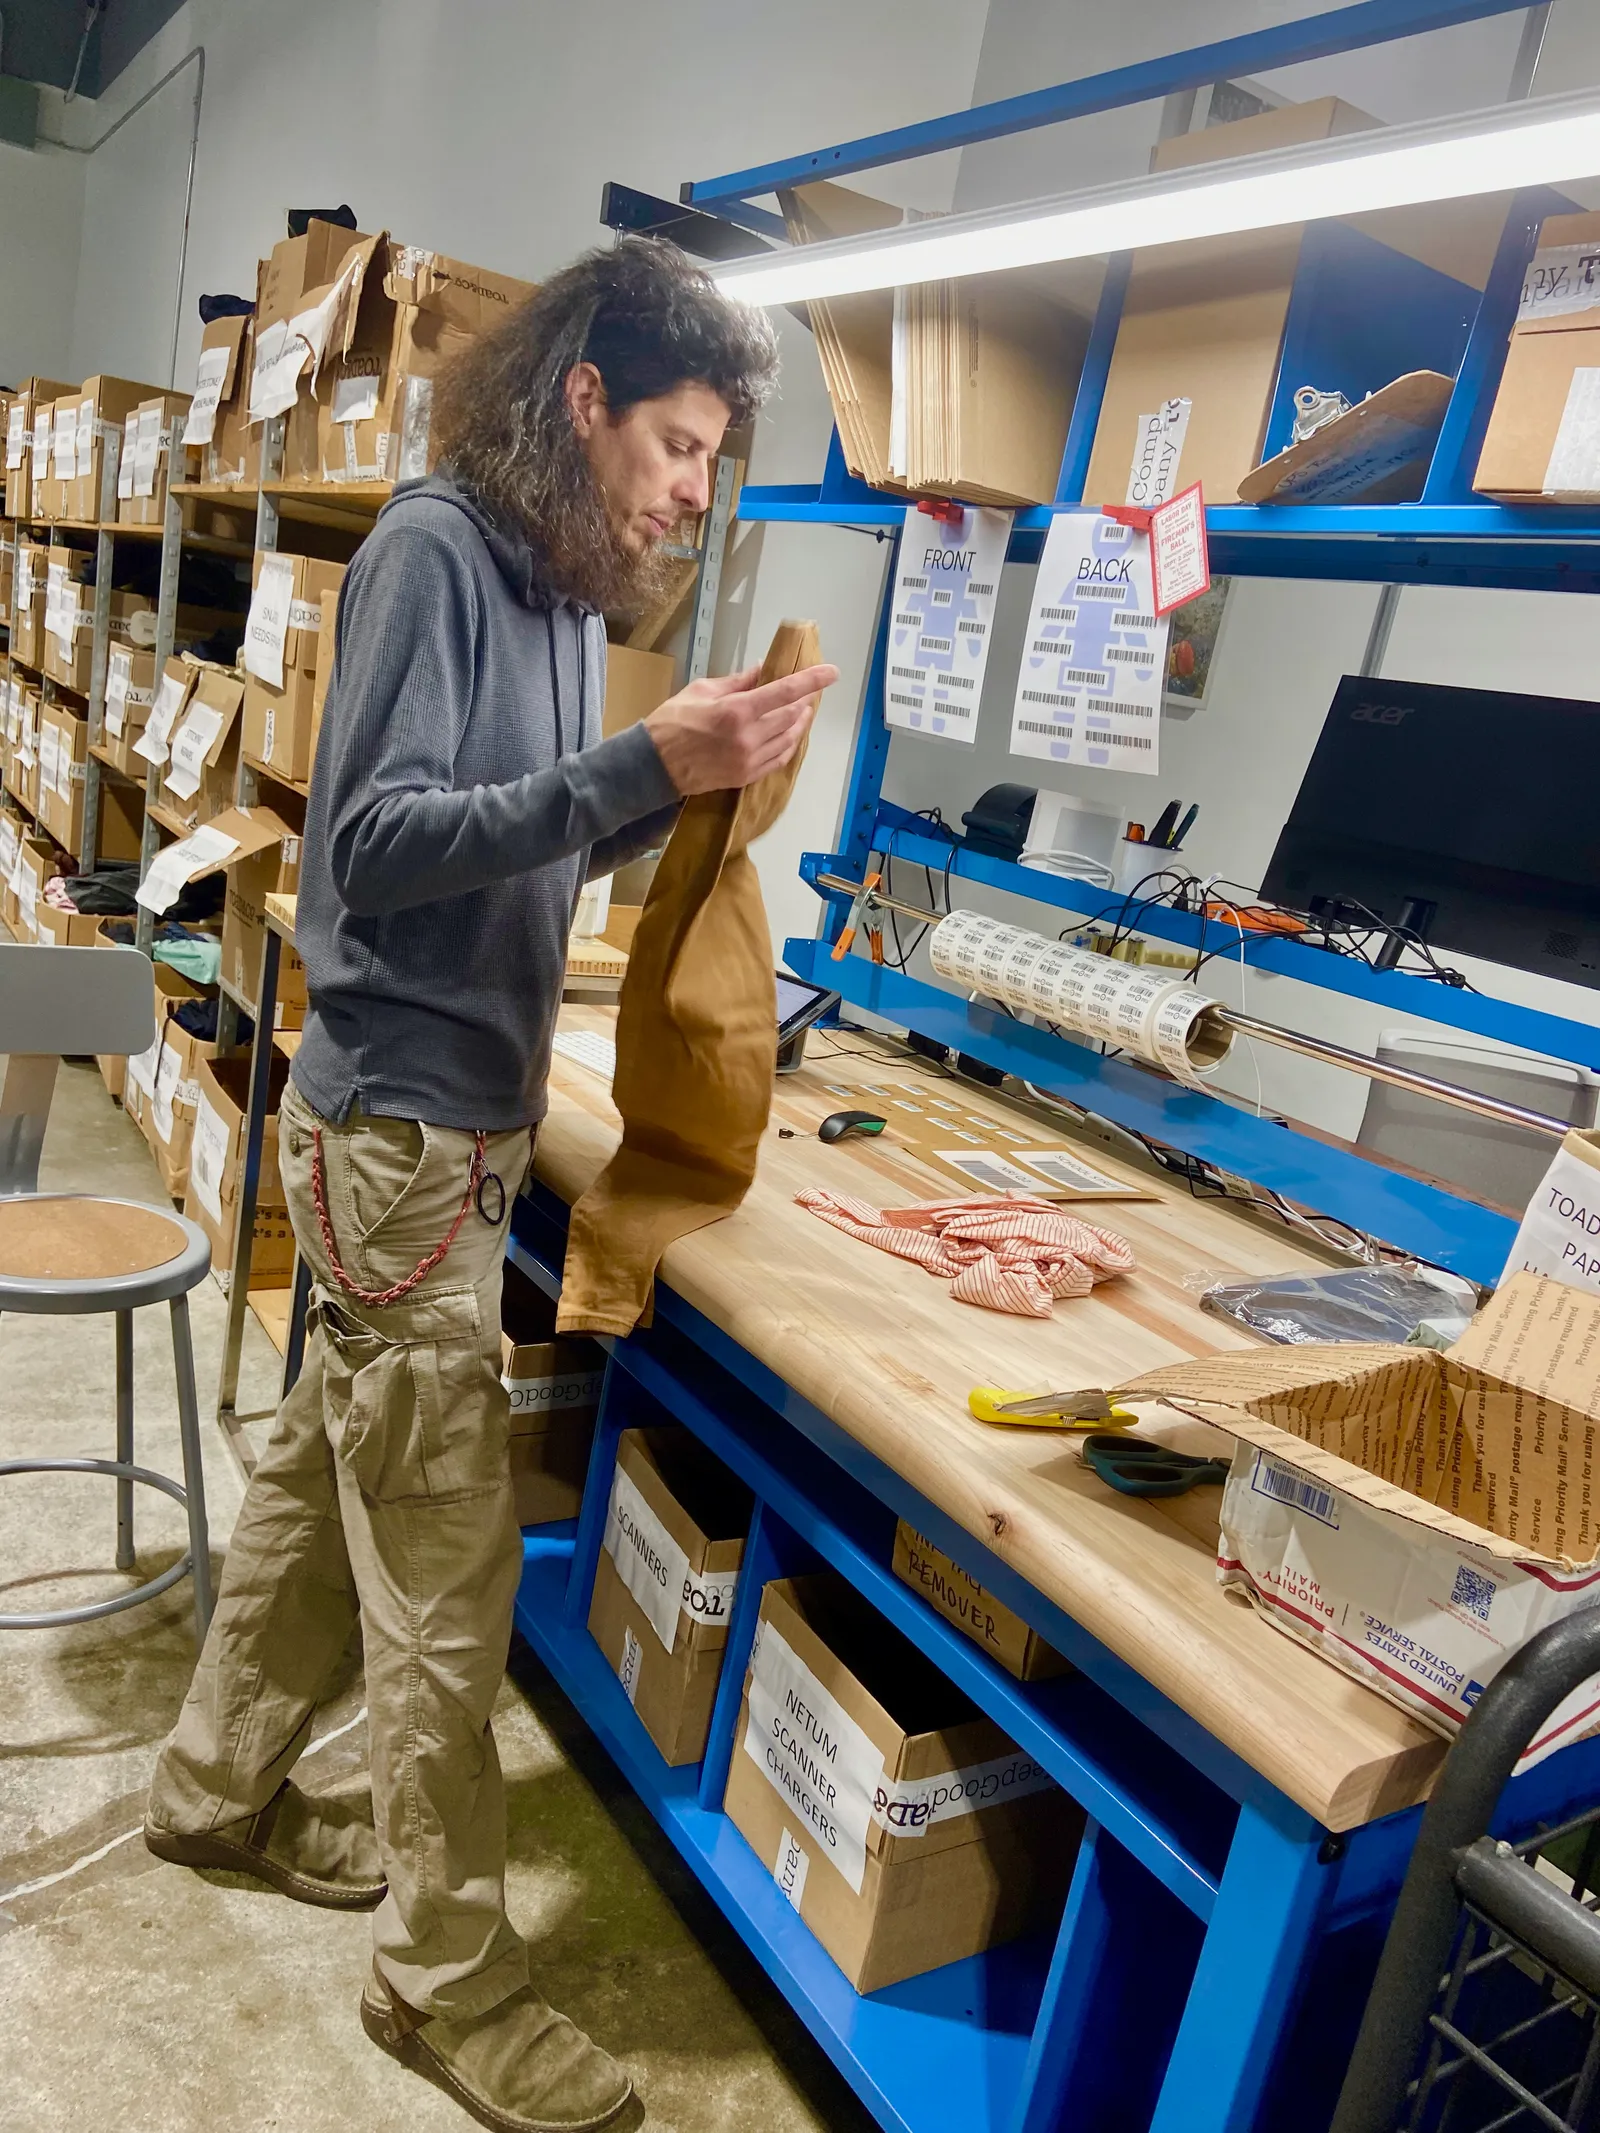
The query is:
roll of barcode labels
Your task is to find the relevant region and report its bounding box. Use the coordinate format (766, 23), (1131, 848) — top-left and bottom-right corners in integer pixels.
(928, 909), (1231, 1088)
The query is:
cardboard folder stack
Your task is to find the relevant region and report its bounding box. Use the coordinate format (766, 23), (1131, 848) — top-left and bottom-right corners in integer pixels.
(781, 183), (1085, 507)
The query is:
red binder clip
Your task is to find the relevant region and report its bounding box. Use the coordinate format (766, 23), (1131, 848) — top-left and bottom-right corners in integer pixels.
(1101, 504), (1155, 533)
(916, 498), (966, 526)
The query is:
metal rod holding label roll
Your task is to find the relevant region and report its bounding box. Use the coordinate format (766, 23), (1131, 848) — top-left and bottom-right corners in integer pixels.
(812, 875), (1573, 1139)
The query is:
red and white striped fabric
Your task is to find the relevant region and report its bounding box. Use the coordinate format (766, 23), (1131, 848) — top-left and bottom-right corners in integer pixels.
(794, 1188), (1135, 1319)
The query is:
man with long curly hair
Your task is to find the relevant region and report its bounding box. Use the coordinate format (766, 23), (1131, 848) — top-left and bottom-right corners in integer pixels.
(144, 237), (834, 2133)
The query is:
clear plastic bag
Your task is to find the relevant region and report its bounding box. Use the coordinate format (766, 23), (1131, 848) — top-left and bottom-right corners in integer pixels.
(1197, 1264), (1478, 1347)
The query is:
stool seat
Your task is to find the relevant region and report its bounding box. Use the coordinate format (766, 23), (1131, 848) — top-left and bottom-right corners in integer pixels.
(0, 1195), (212, 1313)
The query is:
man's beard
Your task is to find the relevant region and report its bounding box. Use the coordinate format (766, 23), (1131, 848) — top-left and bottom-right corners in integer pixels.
(516, 444), (678, 619)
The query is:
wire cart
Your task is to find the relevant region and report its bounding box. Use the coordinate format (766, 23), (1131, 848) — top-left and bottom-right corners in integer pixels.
(1333, 1610), (1600, 2133)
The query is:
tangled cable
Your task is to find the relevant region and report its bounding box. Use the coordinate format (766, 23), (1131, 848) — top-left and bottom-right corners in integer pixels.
(794, 1189), (1135, 1320)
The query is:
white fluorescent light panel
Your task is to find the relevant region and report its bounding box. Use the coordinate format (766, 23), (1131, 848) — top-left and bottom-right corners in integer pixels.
(714, 87), (1600, 306)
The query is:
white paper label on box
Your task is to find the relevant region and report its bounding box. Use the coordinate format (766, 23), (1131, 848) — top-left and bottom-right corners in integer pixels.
(184, 345), (231, 446)
(1011, 512), (1167, 777)
(135, 822), (239, 915)
(603, 1460), (688, 1652)
(133, 669), (190, 767)
(1503, 1138), (1600, 1295)
(44, 561), (70, 645)
(249, 317), (305, 422)
(287, 598), (320, 633)
(132, 405), (162, 498)
(117, 412), (138, 501)
(163, 702), (226, 801)
(190, 1091), (229, 1223)
(31, 416), (50, 474)
(884, 504), (1011, 745)
(397, 374), (435, 482)
(1219, 1446), (1600, 1768)
(38, 721), (60, 799)
(261, 706), (276, 766)
(125, 1019), (163, 1097)
(6, 402), (27, 470)
(1520, 240), (1600, 323)
(244, 554), (296, 688)
(151, 1039), (184, 1144)
(332, 370), (380, 426)
(742, 1619), (884, 1896)
(1126, 398), (1190, 509)
(773, 1828), (809, 1912)
(54, 405), (76, 483)
(1544, 368), (1600, 498)
(617, 1625), (643, 1707)
(75, 397), (94, 477)
(873, 1748), (1056, 1835)
(105, 650), (131, 735)
(15, 548), (32, 608)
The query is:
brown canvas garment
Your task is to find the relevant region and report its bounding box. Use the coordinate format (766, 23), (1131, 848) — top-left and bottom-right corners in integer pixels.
(556, 620), (821, 1337)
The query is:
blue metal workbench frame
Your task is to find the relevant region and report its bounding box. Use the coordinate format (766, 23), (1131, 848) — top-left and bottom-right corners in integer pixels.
(509, 14), (1600, 2130)
(509, 1186), (1600, 2133)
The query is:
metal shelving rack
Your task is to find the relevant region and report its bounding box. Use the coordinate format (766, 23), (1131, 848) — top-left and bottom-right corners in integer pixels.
(690, 5), (1600, 1293)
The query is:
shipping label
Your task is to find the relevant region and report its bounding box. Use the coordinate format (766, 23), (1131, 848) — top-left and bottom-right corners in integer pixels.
(1010, 511), (1167, 776)
(190, 1092), (229, 1222)
(742, 1619), (884, 1894)
(884, 503), (1011, 744)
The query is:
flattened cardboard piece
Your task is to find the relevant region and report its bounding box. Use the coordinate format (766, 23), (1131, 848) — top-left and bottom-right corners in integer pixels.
(1239, 371), (1454, 505)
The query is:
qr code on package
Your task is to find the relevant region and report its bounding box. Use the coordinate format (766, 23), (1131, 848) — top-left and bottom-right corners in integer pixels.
(1451, 1561), (1497, 1623)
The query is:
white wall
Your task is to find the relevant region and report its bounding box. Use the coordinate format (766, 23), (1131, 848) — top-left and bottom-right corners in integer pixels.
(44, 0), (989, 931)
(0, 136), (85, 385)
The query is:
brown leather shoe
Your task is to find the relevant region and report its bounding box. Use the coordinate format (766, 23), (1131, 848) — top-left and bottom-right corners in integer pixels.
(144, 1781), (386, 1910)
(361, 1965), (633, 2132)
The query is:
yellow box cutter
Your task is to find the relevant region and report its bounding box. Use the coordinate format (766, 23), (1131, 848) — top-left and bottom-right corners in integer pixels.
(968, 1386), (1138, 1430)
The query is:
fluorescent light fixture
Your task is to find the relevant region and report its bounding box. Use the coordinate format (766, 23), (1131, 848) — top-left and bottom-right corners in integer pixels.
(713, 86), (1600, 306)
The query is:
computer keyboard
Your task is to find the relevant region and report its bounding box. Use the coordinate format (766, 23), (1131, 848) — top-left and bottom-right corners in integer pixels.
(551, 1029), (617, 1081)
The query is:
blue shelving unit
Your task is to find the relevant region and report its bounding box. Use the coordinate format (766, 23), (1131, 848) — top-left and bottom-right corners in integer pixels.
(520, 15), (1600, 2130)
(725, 120), (1600, 1280)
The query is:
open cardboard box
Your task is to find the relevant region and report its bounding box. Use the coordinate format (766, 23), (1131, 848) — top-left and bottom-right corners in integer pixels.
(499, 1261), (604, 1529)
(1120, 1272), (1600, 1766)
(892, 1521), (1070, 1683)
(588, 1425), (751, 1766)
(1476, 208), (1600, 503)
(724, 1574), (1079, 1993)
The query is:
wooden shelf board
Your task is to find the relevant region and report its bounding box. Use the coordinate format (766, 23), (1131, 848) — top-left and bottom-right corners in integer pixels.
(88, 742), (145, 785)
(171, 481), (260, 505)
(242, 751), (310, 798)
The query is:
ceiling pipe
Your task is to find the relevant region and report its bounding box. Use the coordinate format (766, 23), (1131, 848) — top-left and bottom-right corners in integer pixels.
(38, 43), (205, 387)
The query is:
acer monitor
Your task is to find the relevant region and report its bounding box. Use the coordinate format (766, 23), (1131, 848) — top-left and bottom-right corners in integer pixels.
(1261, 675), (1600, 990)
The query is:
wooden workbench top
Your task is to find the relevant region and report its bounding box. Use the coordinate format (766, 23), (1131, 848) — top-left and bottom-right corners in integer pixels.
(537, 1009), (1444, 1832)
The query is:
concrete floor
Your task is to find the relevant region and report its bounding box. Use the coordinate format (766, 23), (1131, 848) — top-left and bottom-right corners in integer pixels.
(0, 1059), (875, 2133)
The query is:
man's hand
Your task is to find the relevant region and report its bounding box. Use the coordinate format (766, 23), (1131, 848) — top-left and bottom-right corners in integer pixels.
(645, 661), (838, 796)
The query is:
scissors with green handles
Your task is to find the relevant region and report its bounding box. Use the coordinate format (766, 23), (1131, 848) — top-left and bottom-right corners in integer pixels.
(1081, 1433), (1231, 1497)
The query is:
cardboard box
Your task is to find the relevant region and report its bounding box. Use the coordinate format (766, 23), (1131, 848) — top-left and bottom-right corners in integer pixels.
(42, 560), (154, 696)
(1084, 99), (1382, 506)
(251, 223), (379, 480)
(10, 542), (48, 667)
(61, 376), (165, 522)
(33, 900), (102, 947)
(242, 552), (344, 786)
(1123, 1272), (1600, 1767)
(185, 1050), (295, 1280)
(891, 1523), (1070, 1683)
(105, 645), (157, 773)
(603, 644), (675, 737)
(160, 660), (244, 829)
(10, 835), (56, 941)
(117, 390), (192, 525)
(724, 1575), (1079, 1992)
(214, 805), (306, 1027)
(242, 555), (345, 784)
(132, 996), (217, 1198)
(588, 1428), (751, 1765)
(36, 702), (88, 855)
(318, 241), (536, 484)
(500, 1264), (605, 1526)
(5, 378), (73, 518)
(1475, 209), (1600, 502)
(190, 313), (260, 487)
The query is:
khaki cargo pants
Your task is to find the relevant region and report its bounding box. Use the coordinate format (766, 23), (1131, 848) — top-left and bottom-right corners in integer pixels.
(149, 1080), (535, 2019)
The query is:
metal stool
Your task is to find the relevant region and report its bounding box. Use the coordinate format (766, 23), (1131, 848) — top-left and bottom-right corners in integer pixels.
(0, 942), (215, 1648)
